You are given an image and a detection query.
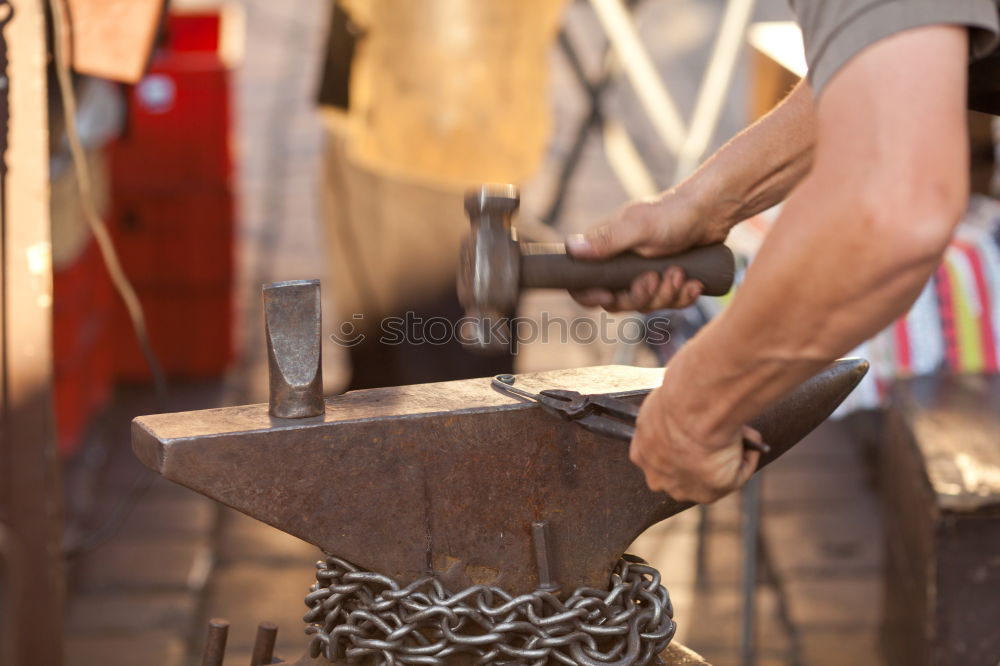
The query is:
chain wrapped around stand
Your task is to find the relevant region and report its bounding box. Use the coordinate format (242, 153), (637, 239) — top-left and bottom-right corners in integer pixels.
(304, 554), (676, 666)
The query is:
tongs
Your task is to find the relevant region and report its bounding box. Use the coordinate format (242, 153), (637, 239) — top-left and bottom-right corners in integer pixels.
(491, 374), (770, 453)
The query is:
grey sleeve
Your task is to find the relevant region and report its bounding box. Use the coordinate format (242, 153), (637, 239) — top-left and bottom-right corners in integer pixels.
(789, 0), (1000, 97)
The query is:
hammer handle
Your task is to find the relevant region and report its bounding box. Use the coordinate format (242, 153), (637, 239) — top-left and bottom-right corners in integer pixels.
(519, 243), (735, 296)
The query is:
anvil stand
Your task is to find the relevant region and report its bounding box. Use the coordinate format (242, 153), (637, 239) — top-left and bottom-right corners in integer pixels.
(130, 280), (868, 666)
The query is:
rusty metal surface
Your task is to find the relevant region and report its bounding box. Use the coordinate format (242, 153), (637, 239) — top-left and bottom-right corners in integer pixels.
(250, 622), (279, 666)
(133, 360), (867, 596)
(200, 619), (230, 666)
(264, 280), (324, 419)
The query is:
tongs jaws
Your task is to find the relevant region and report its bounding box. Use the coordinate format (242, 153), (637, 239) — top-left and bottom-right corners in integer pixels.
(492, 376), (639, 441)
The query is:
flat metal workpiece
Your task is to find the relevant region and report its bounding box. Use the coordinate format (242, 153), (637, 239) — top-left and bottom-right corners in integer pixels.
(133, 361), (867, 595)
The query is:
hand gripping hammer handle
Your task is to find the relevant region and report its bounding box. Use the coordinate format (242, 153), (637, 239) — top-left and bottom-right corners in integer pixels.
(519, 242), (735, 296)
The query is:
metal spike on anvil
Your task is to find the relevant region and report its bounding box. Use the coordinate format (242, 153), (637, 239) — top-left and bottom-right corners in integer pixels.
(132, 280), (868, 596)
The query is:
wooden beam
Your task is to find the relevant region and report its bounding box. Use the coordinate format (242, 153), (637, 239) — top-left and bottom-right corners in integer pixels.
(1, 1), (64, 664)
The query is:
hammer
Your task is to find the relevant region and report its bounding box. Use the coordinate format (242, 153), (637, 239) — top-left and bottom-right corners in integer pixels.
(457, 184), (736, 349)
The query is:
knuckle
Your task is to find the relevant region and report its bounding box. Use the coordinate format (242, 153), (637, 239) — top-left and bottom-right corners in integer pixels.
(624, 205), (656, 237)
(668, 487), (689, 501)
(704, 479), (734, 501)
(657, 280), (678, 298)
(699, 490), (724, 504)
(613, 293), (635, 311)
(631, 208), (653, 234)
(649, 294), (676, 312)
(628, 297), (650, 314)
(673, 486), (702, 503)
(620, 201), (646, 222)
(693, 465), (733, 495)
(585, 225), (611, 253)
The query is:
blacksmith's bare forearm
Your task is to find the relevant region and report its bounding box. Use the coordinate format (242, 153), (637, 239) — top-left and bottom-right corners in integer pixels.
(665, 27), (970, 443)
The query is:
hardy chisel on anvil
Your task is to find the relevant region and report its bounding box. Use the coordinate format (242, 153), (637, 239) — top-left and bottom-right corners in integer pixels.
(133, 280), (867, 665)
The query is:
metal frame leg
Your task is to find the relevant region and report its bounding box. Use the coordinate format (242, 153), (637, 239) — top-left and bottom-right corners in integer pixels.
(740, 474), (761, 666)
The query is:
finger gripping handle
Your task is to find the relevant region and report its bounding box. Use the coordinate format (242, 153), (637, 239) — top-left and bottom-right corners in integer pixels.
(519, 243), (735, 296)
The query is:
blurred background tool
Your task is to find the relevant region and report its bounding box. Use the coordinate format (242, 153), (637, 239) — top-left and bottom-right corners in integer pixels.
(317, 0), (568, 389)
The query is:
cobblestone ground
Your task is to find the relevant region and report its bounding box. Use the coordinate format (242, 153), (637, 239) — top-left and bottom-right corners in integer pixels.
(63, 1), (887, 665)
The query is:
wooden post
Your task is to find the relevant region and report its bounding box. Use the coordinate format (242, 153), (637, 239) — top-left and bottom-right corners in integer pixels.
(0, 1), (64, 664)
(883, 376), (1000, 666)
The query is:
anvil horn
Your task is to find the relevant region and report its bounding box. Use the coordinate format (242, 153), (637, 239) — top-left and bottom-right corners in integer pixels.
(132, 359), (867, 595)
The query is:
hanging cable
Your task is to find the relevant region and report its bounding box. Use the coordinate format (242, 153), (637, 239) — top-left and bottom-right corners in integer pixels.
(48, 0), (167, 557)
(48, 0), (168, 403)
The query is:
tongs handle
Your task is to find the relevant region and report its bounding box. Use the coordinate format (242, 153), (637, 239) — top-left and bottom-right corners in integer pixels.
(576, 413), (636, 442)
(585, 394), (640, 421)
(574, 394), (770, 454)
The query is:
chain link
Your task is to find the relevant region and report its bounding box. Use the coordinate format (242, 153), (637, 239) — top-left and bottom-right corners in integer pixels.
(303, 553), (675, 665)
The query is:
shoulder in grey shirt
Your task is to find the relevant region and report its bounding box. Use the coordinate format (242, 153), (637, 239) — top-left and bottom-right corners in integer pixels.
(789, 0), (1000, 107)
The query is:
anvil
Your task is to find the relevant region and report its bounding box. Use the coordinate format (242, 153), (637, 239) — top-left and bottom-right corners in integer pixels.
(133, 281), (868, 665)
(132, 361), (868, 596)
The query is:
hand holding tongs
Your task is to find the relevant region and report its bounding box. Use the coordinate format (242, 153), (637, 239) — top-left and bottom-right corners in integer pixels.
(491, 374), (770, 453)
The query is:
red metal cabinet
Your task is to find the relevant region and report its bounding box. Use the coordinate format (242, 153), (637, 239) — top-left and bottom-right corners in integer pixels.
(108, 9), (237, 381)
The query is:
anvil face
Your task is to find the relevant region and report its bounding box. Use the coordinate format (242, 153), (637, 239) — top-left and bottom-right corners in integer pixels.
(132, 361), (867, 595)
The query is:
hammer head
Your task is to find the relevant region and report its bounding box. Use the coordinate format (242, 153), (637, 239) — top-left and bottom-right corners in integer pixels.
(456, 184), (521, 350)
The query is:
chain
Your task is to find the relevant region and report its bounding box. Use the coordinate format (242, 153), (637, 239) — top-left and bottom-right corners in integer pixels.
(303, 553), (676, 666)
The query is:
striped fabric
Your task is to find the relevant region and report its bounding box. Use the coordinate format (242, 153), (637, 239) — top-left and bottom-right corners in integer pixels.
(707, 195), (1000, 414)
